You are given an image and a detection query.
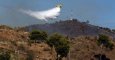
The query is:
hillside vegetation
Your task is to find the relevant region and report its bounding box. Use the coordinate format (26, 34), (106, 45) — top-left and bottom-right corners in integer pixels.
(23, 19), (115, 38)
(0, 26), (56, 60)
(0, 19), (115, 60)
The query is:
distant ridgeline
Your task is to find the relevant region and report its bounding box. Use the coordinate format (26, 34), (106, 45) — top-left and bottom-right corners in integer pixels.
(21, 19), (115, 38)
(0, 25), (13, 30)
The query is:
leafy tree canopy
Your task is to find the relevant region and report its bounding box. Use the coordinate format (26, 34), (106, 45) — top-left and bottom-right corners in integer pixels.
(47, 33), (70, 59)
(29, 30), (48, 42)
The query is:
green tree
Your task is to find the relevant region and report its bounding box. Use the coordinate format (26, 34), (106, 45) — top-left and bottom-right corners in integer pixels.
(47, 33), (70, 60)
(97, 34), (114, 50)
(29, 30), (48, 43)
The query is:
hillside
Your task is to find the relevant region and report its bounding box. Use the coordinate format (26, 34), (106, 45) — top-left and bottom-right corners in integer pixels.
(23, 19), (115, 38)
(0, 26), (56, 60)
(0, 21), (115, 60)
(69, 36), (115, 60)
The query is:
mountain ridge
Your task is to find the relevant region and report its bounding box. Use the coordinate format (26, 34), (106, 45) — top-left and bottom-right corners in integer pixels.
(23, 19), (115, 39)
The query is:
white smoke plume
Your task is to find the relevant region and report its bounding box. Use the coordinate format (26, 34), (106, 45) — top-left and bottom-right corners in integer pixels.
(20, 4), (62, 21)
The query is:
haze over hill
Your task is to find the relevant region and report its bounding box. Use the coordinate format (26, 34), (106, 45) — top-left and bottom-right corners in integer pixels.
(24, 19), (115, 38)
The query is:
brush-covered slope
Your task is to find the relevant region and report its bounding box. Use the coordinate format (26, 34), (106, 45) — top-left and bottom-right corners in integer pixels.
(0, 26), (56, 60)
(0, 25), (115, 60)
(69, 36), (115, 60)
(24, 19), (115, 38)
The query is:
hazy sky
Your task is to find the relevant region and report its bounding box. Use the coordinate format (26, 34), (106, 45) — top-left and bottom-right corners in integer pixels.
(0, 0), (115, 29)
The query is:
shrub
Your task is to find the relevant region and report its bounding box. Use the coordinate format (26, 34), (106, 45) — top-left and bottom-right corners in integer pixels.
(106, 42), (114, 50)
(29, 30), (48, 43)
(93, 54), (110, 60)
(47, 33), (70, 60)
(97, 34), (109, 45)
(97, 34), (114, 50)
(0, 52), (10, 60)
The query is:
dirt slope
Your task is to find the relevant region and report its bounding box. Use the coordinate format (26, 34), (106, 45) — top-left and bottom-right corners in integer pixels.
(0, 27), (56, 60)
(0, 25), (115, 60)
(69, 36), (115, 60)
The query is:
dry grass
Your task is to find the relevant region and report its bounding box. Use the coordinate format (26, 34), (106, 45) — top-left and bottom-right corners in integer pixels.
(0, 28), (56, 60)
(69, 36), (115, 60)
(0, 27), (115, 60)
